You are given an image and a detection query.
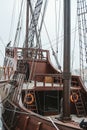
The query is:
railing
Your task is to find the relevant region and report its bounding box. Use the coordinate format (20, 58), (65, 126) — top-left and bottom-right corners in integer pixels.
(5, 47), (49, 61)
(34, 73), (63, 88)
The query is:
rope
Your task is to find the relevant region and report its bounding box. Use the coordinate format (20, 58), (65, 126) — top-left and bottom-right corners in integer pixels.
(55, 0), (61, 54)
(71, 13), (78, 71)
(0, 105), (30, 115)
(42, 26), (78, 49)
(39, 0), (48, 37)
(13, 0), (24, 47)
(77, 0), (87, 80)
(43, 20), (61, 70)
(48, 117), (60, 130)
(8, 0), (16, 42)
(55, 0), (58, 53)
(38, 0), (48, 48)
(43, 20), (53, 51)
(0, 83), (8, 89)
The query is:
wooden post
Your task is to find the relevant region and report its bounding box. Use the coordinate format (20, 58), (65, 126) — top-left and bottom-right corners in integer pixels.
(62, 0), (71, 120)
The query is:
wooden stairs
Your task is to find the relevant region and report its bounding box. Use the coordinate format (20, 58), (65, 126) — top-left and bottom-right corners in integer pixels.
(71, 89), (86, 117)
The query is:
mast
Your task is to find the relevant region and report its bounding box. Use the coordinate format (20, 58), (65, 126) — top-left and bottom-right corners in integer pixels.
(63, 0), (71, 120)
(25, 0), (29, 58)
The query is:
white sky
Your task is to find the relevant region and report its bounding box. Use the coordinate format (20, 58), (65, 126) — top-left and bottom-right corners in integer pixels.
(0, 0), (79, 70)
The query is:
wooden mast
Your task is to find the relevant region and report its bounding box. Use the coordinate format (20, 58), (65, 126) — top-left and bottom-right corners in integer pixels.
(25, 0), (29, 58)
(63, 0), (71, 120)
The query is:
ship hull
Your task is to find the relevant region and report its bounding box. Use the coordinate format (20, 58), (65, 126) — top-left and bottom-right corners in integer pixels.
(2, 94), (82, 130)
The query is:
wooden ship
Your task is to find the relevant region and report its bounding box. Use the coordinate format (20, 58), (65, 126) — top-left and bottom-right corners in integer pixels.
(0, 0), (87, 130)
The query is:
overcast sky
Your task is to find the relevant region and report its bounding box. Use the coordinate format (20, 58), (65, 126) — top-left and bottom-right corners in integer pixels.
(0, 0), (79, 70)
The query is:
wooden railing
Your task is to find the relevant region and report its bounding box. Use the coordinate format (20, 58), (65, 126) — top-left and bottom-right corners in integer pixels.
(5, 47), (49, 61)
(34, 73), (63, 88)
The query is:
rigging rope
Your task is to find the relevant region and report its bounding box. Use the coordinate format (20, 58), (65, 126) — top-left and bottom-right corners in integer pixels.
(48, 117), (60, 130)
(38, 0), (48, 48)
(13, 0), (24, 47)
(71, 12), (78, 71)
(28, 0), (43, 47)
(8, 0), (16, 43)
(55, 0), (58, 53)
(43, 19), (61, 70)
(77, 0), (87, 80)
(55, 0), (61, 54)
(42, 25), (78, 51)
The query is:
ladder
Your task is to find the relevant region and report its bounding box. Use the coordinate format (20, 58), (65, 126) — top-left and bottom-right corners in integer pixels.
(24, 90), (38, 113)
(11, 59), (31, 103)
(77, 0), (87, 80)
(12, 73), (25, 103)
(72, 89), (86, 117)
